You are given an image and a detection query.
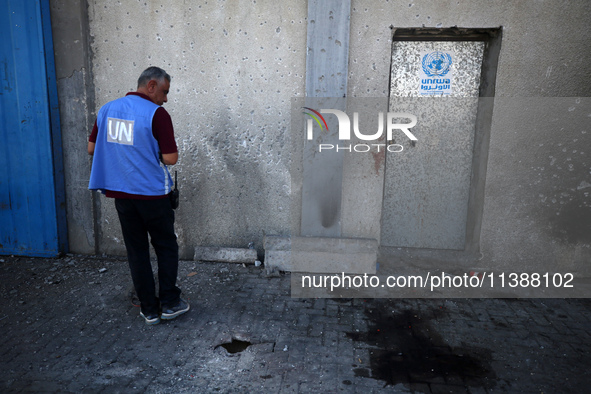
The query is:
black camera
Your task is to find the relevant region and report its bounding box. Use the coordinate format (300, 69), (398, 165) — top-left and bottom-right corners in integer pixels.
(169, 171), (179, 209)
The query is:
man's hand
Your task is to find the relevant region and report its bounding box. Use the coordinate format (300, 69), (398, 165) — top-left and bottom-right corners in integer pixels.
(88, 141), (95, 155)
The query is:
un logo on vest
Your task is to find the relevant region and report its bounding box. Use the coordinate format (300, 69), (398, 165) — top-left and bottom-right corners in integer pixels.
(422, 51), (453, 77)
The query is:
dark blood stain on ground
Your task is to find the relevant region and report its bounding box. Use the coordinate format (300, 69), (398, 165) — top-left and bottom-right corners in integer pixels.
(346, 300), (496, 390)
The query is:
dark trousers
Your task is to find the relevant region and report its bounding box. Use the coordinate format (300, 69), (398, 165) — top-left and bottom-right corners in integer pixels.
(115, 198), (181, 315)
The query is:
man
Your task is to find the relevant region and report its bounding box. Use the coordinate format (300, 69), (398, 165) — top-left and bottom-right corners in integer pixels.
(88, 66), (189, 325)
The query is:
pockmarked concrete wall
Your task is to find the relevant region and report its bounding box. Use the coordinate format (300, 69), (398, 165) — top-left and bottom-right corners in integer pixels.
(84, 0), (307, 258)
(50, 0), (96, 255)
(54, 0), (590, 273)
(346, 0), (591, 273)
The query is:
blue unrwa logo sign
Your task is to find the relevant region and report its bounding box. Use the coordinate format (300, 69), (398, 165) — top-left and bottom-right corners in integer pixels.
(420, 51), (454, 95)
(107, 117), (135, 145)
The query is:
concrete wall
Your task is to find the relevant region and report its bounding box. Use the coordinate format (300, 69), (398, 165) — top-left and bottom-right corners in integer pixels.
(69, 0), (308, 258)
(344, 0), (591, 273)
(50, 0), (96, 255)
(51, 0), (590, 273)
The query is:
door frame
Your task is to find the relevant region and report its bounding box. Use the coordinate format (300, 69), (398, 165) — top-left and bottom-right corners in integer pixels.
(379, 27), (502, 269)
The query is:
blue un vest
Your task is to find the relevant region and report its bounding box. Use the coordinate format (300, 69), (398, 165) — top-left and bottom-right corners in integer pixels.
(89, 95), (173, 196)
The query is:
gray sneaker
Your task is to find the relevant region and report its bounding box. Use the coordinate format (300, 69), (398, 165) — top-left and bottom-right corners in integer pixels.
(140, 311), (161, 325)
(161, 298), (190, 320)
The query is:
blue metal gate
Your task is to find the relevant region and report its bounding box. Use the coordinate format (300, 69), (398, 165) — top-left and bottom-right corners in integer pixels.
(0, 0), (67, 256)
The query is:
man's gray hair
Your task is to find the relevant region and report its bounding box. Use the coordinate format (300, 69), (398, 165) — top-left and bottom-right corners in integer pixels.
(137, 66), (171, 88)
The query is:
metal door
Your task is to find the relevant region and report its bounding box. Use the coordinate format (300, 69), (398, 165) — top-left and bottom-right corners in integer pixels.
(381, 40), (484, 250)
(0, 0), (67, 256)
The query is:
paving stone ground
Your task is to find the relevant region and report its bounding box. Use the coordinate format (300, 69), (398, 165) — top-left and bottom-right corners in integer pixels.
(0, 254), (590, 393)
